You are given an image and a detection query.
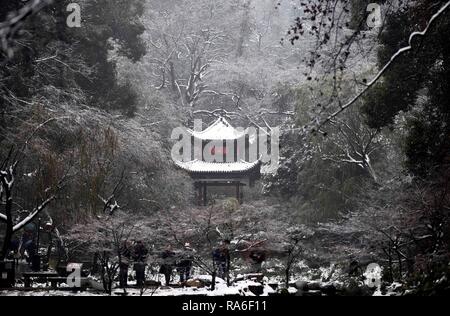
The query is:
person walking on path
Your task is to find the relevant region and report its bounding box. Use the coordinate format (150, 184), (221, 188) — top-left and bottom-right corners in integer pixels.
(133, 241), (148, 287)
(212, 240), (231, 281)
(177, 243), (195, 284)
(159, 245), (175, 286)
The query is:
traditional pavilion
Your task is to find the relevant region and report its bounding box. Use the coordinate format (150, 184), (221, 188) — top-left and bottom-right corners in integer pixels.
(174, 117), (261, 206)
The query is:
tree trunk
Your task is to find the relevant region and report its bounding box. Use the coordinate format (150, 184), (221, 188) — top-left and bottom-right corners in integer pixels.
(169, 61), (177, 93)
(364, 158), (379, 183)
(101, 253), (113, 295)
(285, 266), (291, 289)
(236, 0), (252, 57)
(211, 269), (216, 291)
(387, 248), (393, 283)
(45, 232), (53, 269)
(1, 180), (13, 260)
(396, 251), (403, 281)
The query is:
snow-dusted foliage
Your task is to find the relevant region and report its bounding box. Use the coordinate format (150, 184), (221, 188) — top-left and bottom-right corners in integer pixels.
(1, 0), (449, 296)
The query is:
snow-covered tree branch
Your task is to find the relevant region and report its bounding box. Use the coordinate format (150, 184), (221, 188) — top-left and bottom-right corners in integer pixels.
(316, 1), (450, 129)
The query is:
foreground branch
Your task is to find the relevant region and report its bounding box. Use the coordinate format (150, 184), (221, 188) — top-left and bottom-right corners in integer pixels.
(0, 0), (53, 59)
(318, 1), (450, 129)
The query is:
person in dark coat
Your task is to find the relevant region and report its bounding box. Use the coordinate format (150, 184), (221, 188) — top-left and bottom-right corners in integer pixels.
(177, 243), (194, 283)
(349, 260), (362, 277)
(133, 241), (148, 287)
(159, 246), (175, 286)
(134, 261), (147, 287)
(8, 237), (21, 262)
(249, 248), (267, 273)
(119, 241), (132, 288)
(22, 237), (36, 263)
(212, 240), (231, 280)
(133, 240), (148, 262)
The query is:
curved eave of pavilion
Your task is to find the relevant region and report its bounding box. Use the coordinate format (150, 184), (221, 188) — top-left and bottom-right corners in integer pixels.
(187, 117), (247, 141)
(174, 159), (261, 174)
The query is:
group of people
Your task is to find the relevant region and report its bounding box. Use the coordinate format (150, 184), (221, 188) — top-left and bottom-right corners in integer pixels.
(8, 228), (37, 264)
(6, 225), (267, 289)
(118, 240), (149, 288)
(159, 243), (195, 286)
(212, 240), (231, 280)
(116, 241), (197, 287)
(114, 239), (267, 288)
(159, 240), (233, 286)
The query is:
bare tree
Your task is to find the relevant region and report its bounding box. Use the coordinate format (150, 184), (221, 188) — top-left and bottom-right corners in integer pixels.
(283, 232), (303, 289)
(68, 212), (144, 295)
(155, 200), (268, 290)
(284, 0), (450, 132)
(322, 111), (383, 183)
(0, 118), (67, 260)
(143, 0), (232, 108)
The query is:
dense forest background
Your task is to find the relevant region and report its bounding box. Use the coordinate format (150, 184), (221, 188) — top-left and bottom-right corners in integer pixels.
(0, 0), (449, 295)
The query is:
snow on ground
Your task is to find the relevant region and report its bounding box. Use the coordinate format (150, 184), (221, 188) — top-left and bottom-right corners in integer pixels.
(0, 275), (277, 297)
(0, 279), (275, 296)
(0, 262), (391, 296)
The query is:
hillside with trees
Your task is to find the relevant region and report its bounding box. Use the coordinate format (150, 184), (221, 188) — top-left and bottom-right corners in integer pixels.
(0, 0), (448, 296)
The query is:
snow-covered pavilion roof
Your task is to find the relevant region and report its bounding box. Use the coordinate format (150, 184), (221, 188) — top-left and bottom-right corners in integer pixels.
(188, 117), (246, 140)
(175, 160), (261, 174)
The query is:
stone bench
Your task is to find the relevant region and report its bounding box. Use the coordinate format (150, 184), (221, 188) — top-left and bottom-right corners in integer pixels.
(23, 272), (59, 288)
(47, 276), (89, 290)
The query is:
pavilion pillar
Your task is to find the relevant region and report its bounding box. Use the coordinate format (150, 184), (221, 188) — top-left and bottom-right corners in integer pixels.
(236, 183), (241, 204)
(203, 183), (208, 206)
(196, 183), (202, 206)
